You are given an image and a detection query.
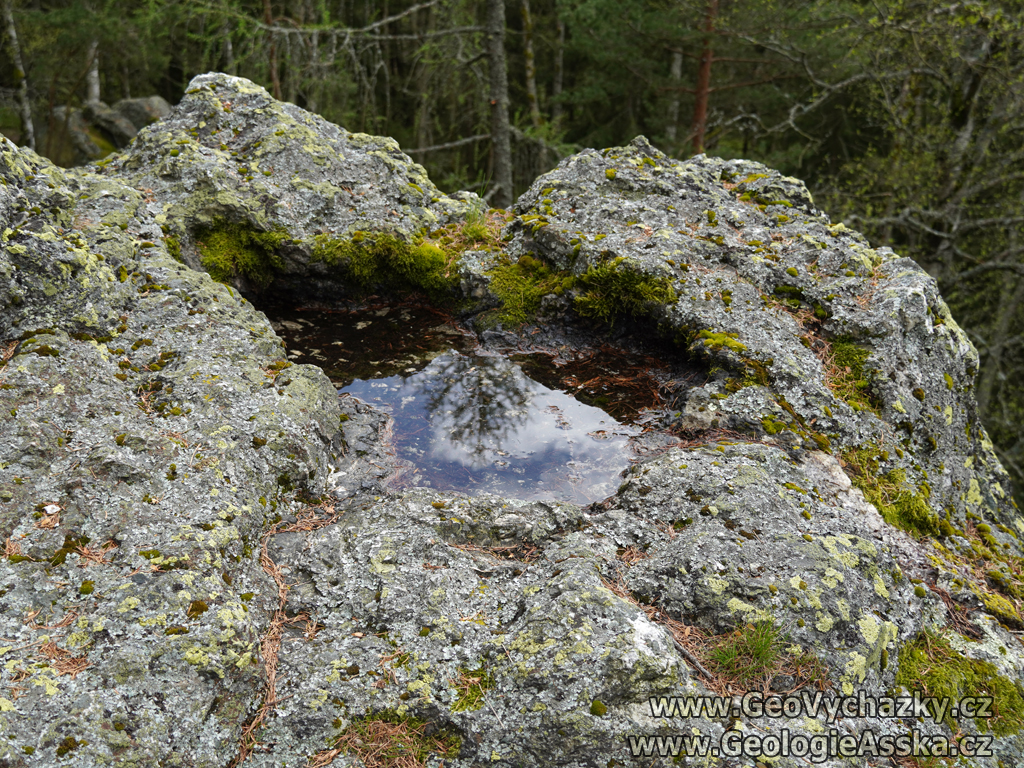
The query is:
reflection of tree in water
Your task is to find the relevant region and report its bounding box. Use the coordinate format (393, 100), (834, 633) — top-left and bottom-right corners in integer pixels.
(409, 352), (534, 466)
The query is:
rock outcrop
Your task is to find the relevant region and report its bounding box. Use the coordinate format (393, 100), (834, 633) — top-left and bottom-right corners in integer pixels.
(1, 73), (1022, 768)
(35, 96), (172, 167)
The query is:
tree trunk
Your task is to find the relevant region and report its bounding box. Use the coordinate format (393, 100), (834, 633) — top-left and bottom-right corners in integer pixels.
(690, 0), (718, 155)
(521, 0), (541, 129)
(415, 3), (436, 151)
(486, 0), (513, 209)
(264, 0), (282, 99)
(1, 0), (34, 149)
(665, 48), (683, 145)
(86, 39), (101, 102)
(222, 20), (235, 75)
(551, 17), (564, 125)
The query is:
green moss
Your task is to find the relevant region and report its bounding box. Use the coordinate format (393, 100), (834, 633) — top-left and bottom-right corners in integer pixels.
(573, 259), (676, 326)
(487, 254), (569, 326)
(590, 699), (608, 716)
(786, 267), (799, 277)
(605, 168), (616, 180)
(896, 629), (1024, 736)
(55, 736), (85, 757)
(79, 580), (94, 595)
(451, 663), (495, 712)
(843, 448), (939, 537)
(164, 235), (182, 262)
(980, 591), (1023, 629)
(829, 338), (882, 413)
(696, 330), (746, 353)
(809, 432), (832, 452)
(311, 231), (458, 303)
(195, 221), (290, 288)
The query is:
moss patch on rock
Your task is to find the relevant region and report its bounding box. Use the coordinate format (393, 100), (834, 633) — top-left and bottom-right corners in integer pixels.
(311, 230), (459, 303)
(827, 337), (882, 414)
(195, 221), (289, 288)
(896, 628), (1024, 736)
(573, 258), (676, 326)
(843, 447), (939, 537)
(487, 253), (574, 326)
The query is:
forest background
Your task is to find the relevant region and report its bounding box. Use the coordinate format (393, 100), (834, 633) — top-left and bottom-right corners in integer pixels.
(2, 0), (1023, 505)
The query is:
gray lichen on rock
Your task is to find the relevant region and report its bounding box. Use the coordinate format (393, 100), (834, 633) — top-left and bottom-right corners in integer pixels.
(0, 73), (1022, 768)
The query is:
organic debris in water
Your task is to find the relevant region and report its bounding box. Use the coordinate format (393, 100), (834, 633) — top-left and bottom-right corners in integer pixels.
(265, 301), (473, 386)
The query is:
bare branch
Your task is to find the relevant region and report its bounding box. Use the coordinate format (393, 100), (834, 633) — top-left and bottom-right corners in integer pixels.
(405, 133), (491, 154)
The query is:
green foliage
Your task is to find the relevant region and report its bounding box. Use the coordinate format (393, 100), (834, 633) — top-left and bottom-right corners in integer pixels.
(311, 231), (459, 303)
(195, 222), (288, 288)
(896, 628), (1024, 736)
(573, 258), (676, 326)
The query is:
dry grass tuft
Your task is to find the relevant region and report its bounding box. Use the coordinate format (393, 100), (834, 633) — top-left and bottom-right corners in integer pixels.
(75, 539), (118, 566)
(307, 714), (460, 768)
(38, 642), (90, 679)
(3, 538), (23, 558)
(617, 546), (647, 566)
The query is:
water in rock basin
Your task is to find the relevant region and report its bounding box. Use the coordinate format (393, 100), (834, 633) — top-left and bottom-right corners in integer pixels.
(264, 303), (664, 505)
(343, 350), (639, 505)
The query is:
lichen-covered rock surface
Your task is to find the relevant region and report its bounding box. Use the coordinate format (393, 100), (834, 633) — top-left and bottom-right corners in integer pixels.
(1, 72), (1023, 767)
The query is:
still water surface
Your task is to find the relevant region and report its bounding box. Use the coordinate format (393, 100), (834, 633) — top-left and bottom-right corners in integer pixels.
(266, 303), (652, 505)
(343, 350), (638, 505)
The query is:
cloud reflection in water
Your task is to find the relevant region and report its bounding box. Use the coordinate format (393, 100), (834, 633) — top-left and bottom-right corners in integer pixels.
(342, 350), (638, 505)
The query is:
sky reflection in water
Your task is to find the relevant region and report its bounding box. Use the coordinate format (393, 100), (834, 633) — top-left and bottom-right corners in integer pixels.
(342, 350), (638, 505)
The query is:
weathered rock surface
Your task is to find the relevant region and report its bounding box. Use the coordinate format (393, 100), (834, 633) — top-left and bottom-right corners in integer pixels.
(1, 72), (1023, 768)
